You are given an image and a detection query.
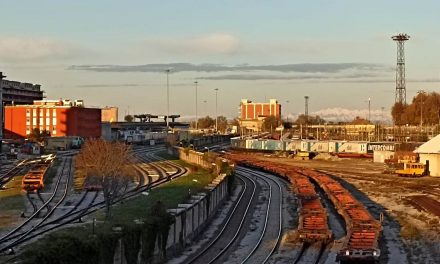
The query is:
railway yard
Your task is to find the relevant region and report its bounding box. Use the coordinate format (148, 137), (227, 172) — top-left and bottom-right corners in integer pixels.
(0, 144), (439, 263)
(0, 145), (189, 263)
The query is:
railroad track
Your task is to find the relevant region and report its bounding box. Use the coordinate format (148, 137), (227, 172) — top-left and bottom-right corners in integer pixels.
(0, 156), (73, 250)
(236, 166), (283, 264)
(187, 172), (257, 264)
(0, 146), (188, 255)
(293, 242), (326, 264)
(0, 160), (28, 187)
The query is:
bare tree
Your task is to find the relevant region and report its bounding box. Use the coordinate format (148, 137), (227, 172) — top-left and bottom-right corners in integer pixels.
(76, 139), (133, 219)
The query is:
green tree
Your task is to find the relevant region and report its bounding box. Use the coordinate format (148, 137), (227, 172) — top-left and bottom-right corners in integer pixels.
(216, 116), (228, 132)
(27, 128), (50, 143)
(124, 114), (134, 122)
(294, 114), (326, 125)
(197, 116), (215, 129)
(262, 116), (281, 132)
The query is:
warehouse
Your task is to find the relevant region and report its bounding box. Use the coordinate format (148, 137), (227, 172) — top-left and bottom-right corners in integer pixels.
(414, 134), (440, 177)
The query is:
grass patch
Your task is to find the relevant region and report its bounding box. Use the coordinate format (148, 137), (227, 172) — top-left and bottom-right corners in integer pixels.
(44, 158), (62, 185)
(74, 168), (87, 192)
(96, 167), (216, 224)
(0, 174), (25, 230)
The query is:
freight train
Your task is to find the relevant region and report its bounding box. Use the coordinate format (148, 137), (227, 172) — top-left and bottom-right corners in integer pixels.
(21, 161), (51, 192)
(227, 154), (332, 243)
(299, 169), (381, 263)
(227, 153), (381, 263)
(231, 137), (396, 158)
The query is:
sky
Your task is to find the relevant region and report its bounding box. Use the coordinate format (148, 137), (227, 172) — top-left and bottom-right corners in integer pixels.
(1, 0), (440, 122)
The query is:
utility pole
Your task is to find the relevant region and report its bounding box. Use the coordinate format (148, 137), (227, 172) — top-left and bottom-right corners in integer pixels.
(165, 69), (171, 130)
(0, 72), (5, 154)
(194, 81), (198, 130)
(285, 100), (290, 123)
(215, 88), (219, 132)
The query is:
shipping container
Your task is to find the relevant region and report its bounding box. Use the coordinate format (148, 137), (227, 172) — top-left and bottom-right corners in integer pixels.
(262, 140), (284, 151)
(338, 142), (368, 154)
(300, 140), (311, 152)
(285, 140), (301, 152)
(310, 141), (329, 153)
(366, 142), (396, 154)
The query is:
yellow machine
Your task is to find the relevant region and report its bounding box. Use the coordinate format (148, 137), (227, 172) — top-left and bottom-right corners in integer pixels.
(395, 162), (429, 177)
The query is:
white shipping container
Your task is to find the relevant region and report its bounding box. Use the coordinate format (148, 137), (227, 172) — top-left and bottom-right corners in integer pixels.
(338, 142), (368, 154)
(310, 141), (329, 153)
(285, 140), (301, 152)
(300, 141), (310, 152)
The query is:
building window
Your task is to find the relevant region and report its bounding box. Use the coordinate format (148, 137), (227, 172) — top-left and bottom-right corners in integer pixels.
(52, 126), (57, 135)
(26, 128), (30, 135)
(26, 109), (30, 117)
(52, 118), (57, 125)
(53, 109), (57, 116)
(26, 118), (30, 125)
(33, 109), (37, 116)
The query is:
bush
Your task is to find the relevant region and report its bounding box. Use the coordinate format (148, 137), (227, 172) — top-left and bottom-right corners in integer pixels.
(21, 233), (98, 264)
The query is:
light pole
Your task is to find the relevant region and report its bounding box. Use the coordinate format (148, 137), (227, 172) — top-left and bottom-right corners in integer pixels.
(286, 100), (290, 123)
(418, 90), (424, 127)
(215, 88), (219, 132)
(0, 72), (5, 154)
(368, 97), (371, 123)
(195, 81), (198, 130)
(165, 69), (171, 131)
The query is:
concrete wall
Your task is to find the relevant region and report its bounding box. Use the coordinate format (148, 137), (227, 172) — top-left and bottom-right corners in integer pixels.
(114, 149), (232, 263)
(169, 147), (213, 169)
(166, 173), (229, 254)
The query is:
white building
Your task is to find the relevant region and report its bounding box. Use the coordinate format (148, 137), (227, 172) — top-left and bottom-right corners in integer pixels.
(414, 134), (440, 177)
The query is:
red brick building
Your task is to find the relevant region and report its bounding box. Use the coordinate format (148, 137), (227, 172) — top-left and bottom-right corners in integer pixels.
(239, 99), (281, 120)
(4, 99), (101, 139)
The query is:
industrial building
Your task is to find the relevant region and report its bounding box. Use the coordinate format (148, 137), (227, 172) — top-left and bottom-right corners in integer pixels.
(4, 99), (101, 139)
(239, 99), (281, 131)
(101, 106), (118, 122)
(414, 134), (440, 177)
(1, 78), (44, 105)
(1, 73), (45, 150)
(239, 99), (281, 120)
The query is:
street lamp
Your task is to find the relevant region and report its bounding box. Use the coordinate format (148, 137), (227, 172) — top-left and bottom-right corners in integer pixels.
(195, 81), (198, 130)
(165, 69), (171, 131)
(417, 90), (425, 127)
(214, 88), (219, 132)
(368, 97), (371, 123)
(285, 100), (290, 123)
(0, 72), (5, 154)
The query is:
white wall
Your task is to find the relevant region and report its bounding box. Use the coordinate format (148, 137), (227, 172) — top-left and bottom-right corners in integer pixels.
(420, 153), (440, 177)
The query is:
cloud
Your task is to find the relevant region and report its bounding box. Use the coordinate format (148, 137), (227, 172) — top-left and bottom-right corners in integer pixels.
(68, 62), (388, 74)
(76, 83), (143, 88)
(312, 107), (391, 122)
(75, 82), (193, 88)
(0, 37), (77, 62)
(143, 33), (239, 55)
(197, 72), (384, 81)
